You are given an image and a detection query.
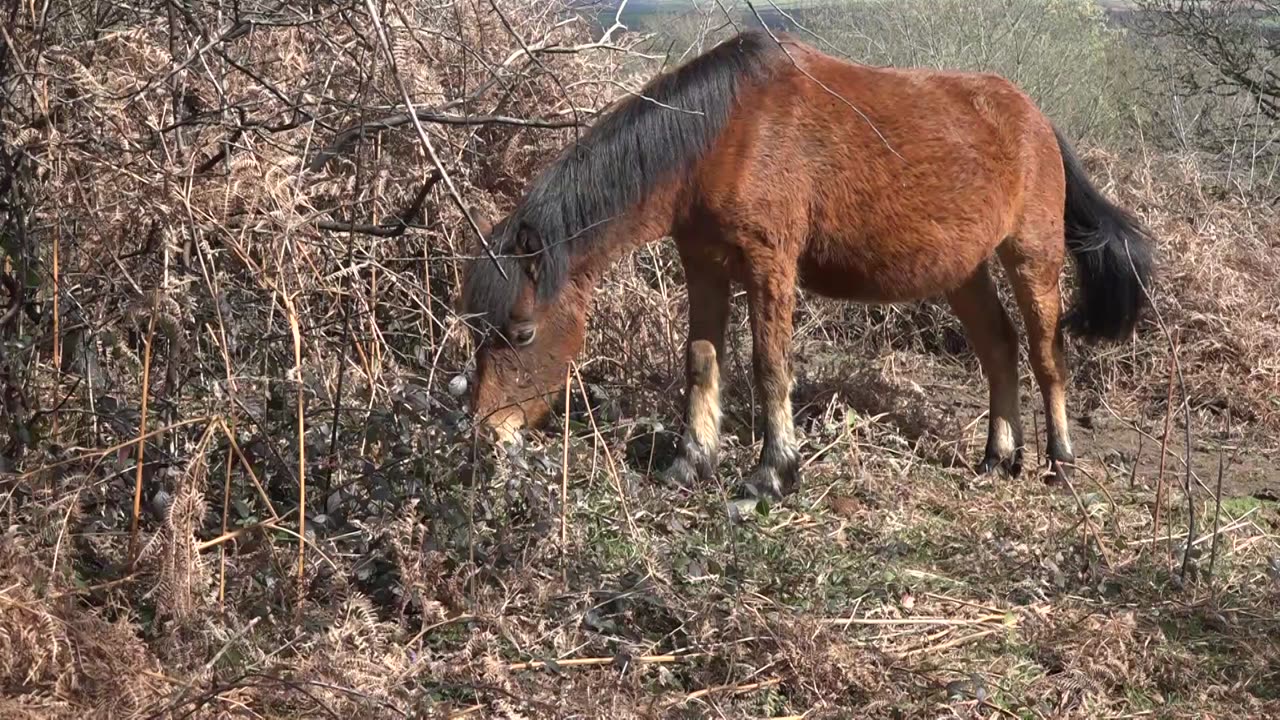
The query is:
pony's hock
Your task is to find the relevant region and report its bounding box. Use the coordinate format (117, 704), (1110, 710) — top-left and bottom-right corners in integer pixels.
(462, 30), (1154, 500)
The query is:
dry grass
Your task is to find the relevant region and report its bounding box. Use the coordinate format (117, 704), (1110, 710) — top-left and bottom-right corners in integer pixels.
(1, 1), (1279, 718)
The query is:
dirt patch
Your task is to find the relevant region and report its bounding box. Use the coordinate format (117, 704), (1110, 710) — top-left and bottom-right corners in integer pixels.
(1074, 410), (1280, 503)
(784, 340), (1280, 503)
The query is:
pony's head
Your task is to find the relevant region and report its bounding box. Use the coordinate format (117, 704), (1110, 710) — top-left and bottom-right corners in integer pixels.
(460, 211), (587, 444)
(456, 32), (784, 442)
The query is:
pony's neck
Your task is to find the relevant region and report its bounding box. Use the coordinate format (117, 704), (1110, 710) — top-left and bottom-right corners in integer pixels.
(570, 180), (679, 285)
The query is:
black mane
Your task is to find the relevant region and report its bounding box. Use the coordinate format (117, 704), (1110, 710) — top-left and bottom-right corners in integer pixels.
(462, 31), (784, 331)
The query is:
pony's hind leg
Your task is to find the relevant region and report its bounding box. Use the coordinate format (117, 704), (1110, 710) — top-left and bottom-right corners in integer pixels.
(743, 263), (799, 500)
(998, 233), (1075, 482)
(945, 262), (1024, 477)
(663, 265), (730, 486)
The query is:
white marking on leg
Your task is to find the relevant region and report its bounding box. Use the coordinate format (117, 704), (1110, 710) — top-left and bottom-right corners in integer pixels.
(1051, 390), (1073, 458)
(687, 340), (722, 457)
(990, 415), (1018, 459)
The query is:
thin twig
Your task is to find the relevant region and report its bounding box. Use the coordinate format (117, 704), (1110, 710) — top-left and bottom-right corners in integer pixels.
(149, 617), (263, 720)
(1128, 512), (1256, 547)
(507, 652), (701, 672)
(279, 290), (307, 588)
(1059, 466), (1114, 569)
(50, 218), (60, 438)
(1153, 351), (1176, 546)
(322, 123), (372, 499)
(1119, 223), (1195, 580)
(218, 437), (234, 609)
(118, 1), (288, 102)
(50, 489), (80, 584)
(128, 310), (158, 569)
(21, 416), (210, 481)
(901, 628), (1001, 658)
(676, 677), (783, 706)
(315, 170), (442, 237)
(1207, 406), (1231, 589)
(216, 417), (280, 519)
(1128, 431), (1144, 490)
(197, 519), (281, 552)
(573, 368), (638, 538)
(825, 613), (1010, 627)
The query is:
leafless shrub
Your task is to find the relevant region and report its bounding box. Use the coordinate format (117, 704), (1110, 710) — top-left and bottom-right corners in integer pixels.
(0, 0), (655, 714)
(1, 1), (1277, 717)
(1135, 0), (1279, 178)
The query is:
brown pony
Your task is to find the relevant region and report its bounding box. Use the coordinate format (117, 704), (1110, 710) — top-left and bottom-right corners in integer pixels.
(461, 30), (1154, 500)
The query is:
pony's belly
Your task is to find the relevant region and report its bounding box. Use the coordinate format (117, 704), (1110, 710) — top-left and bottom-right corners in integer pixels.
(798, 243), (984, 303)
(799, 264), (928, 303)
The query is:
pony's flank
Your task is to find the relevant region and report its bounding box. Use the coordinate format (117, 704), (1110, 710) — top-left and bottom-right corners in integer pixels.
(463, 31), (784, 330)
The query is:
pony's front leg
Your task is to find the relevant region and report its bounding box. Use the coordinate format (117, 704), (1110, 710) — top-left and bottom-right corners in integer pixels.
(744, 267), (799, 500)
(663, 340), (723, 485)
(662, 268), (730, 486)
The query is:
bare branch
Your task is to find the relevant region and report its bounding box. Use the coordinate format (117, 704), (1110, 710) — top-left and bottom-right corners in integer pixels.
(316, 170), (441, 237)
(361, 0), (504, 277)
(307, 110), (582, 172)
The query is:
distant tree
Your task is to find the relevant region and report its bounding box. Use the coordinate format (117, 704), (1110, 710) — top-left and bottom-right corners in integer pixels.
(1137, 1), (1279, 121)
(794, 0), (1141, 143)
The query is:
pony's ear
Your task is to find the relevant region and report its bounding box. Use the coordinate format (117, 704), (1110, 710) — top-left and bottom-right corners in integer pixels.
(471, 211), (494, 237)
(515, 224), (534, 251)
(514, 224), (543, 284)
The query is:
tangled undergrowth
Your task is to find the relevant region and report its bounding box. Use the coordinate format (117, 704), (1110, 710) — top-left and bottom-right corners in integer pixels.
(1, 1), (1278, 718)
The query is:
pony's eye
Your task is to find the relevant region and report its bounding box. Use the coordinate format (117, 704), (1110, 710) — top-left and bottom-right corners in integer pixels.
(509, 321), (537, 347)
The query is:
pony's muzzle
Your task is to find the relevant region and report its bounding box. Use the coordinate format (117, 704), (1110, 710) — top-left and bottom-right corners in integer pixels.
(483, 407), (525, 448)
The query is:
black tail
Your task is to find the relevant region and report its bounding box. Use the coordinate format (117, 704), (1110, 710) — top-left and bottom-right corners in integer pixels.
(1055, 126), (1155, 342)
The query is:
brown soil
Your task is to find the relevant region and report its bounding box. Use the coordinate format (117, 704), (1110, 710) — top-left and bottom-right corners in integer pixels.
(786, 340), (1279, 503)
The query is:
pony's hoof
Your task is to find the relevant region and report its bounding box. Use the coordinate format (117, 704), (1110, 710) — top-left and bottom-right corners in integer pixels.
(977, 448), (1023, 479)
(661, 456), (698, 488)
(1041, 440), (1075, 485)
(744, 466), (784, 500)
(661, 444), (716, 487)
(1043, 456), (1073, 486)
(743, 462), (798, 501)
